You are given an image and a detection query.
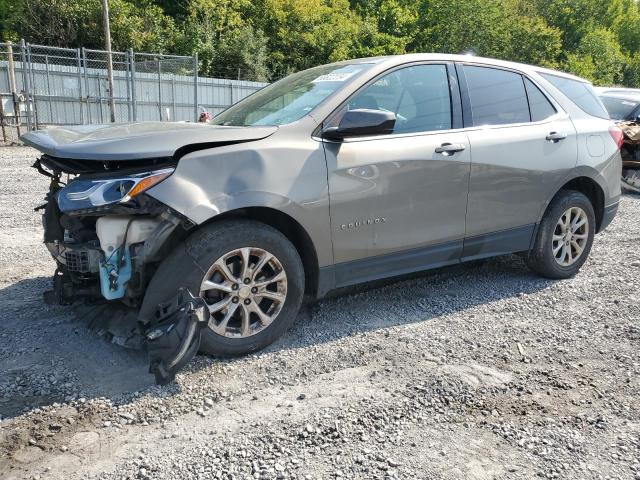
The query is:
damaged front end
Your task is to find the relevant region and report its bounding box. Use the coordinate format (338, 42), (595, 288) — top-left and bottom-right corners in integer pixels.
(34, 154), (204, 383)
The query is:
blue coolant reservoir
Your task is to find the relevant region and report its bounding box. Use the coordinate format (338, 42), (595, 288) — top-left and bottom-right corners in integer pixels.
(96, 216), (161, 301)
(99, 248), (133, 300)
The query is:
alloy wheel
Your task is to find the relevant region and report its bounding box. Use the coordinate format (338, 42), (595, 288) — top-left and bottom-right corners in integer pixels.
(199, 247), (287, 338)
(552, 207), (589, 267)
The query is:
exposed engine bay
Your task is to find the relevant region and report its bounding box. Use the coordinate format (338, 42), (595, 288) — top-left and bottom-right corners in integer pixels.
(36, 155), (186, 305)
(34, 153), (204, 384)
(619, 121), (640, 193)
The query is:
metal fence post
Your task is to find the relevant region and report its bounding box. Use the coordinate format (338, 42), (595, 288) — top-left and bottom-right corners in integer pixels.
(7, 42), (20, 137)
(125, 50), (131, 122)
(96, 64), (104, 124)
(193, 52), (198, 122)
(77, 48), (84, 124)
(171, 78), (175, 121)
(26, 43), (40, 129)
(20, 40), (33, 130)
(157, 59), (164, 120)
(129, 49), (137, 122)
(0, 98), (5, 143)
(45, 54), (53, 124)
(82, 47), (92, 124)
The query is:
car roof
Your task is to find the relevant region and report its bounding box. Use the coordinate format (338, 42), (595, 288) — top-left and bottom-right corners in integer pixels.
(337, 53), (590, 83)
(594, 87), (640, 101)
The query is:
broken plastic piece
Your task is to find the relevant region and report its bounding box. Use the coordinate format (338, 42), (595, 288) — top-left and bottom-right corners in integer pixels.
(146, 288), (208, 386)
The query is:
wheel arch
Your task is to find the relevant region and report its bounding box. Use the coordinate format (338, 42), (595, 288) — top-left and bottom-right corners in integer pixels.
(202, 206), (321, 297)
(541, 174), (606, 232)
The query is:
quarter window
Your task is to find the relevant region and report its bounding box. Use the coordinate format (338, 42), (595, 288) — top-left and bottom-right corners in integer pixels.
(463, 65), (530, 126)
(343, 64), (452, 134)
(524, 78), (556, 122)
(540, 73), (609, 119)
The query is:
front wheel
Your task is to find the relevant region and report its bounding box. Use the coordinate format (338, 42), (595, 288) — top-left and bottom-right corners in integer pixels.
(140, 220), (305, 356)
(527, 190), (595, 279)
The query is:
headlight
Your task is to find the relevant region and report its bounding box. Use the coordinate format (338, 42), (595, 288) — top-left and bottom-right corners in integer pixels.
(57, 168), (174, 212)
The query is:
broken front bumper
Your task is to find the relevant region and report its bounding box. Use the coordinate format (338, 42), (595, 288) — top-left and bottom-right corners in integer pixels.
(35, 157), (205, 384)
(146, 289), (209, 385)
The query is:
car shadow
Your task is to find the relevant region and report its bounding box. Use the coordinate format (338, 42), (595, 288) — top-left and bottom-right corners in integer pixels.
(0, 254), (554, 420)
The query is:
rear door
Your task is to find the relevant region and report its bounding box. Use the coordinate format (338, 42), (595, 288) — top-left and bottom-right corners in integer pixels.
(323, 63), (470, 286)
(457, 64), (578, 259)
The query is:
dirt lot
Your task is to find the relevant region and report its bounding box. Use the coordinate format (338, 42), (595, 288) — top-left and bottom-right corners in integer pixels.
(0, 146), (639, 480)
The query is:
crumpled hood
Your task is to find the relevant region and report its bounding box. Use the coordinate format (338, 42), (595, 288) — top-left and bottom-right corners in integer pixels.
(21, 122), (278, 161)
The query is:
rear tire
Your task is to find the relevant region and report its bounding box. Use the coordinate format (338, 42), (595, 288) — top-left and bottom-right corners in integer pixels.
(139, 219), (304, 356)
(527, 190), (595, 279)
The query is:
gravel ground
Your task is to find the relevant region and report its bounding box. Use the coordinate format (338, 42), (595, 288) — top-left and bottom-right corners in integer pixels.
(0, 146), (639, 480)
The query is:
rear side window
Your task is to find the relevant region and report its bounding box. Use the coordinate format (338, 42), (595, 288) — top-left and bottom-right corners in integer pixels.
(463, 65), (530, 126)
(524, 78), (556, 121)
(540, 73), (609, 119)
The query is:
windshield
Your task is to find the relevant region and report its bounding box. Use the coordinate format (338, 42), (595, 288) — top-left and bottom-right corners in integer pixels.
(211, 63), (373, 127)
(600, 96), (640, 120)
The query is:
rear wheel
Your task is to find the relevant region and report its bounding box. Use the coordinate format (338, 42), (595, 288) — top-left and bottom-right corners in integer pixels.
(527, 190), (595, 279)
(140, 220), (304, 356)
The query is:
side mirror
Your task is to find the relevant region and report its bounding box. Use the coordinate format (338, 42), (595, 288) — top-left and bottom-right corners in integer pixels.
(322, 109), (396, 141)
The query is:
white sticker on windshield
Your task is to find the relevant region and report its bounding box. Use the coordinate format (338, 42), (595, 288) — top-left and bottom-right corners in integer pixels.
(312, 72), (357, 83)
(622, 101), (636, 106)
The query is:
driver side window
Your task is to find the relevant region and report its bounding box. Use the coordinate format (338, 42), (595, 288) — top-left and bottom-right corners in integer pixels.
(344, 64), (452, 134)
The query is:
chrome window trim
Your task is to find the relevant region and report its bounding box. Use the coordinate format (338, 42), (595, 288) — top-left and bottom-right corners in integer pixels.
(317, 114), (564, 144)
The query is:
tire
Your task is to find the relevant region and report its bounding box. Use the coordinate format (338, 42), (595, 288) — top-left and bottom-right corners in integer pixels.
(527, 190), (595, 279)
(139, 219), (304, 356)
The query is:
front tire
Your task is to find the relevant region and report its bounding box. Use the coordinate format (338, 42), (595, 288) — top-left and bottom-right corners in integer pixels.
(140, 219), (304, 356)
(527, 190), (595, 279)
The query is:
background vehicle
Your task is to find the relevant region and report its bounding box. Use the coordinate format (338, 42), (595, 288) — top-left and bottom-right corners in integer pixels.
(22, 54), (622, 363)
(595, 87), (640, 193)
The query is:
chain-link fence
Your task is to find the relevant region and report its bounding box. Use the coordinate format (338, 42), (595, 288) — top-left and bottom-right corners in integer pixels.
(0, 40), (268, 145)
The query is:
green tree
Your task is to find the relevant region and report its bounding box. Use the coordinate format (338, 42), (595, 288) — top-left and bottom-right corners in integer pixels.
(412, 0), (511, 57)
(564, 28), (626, 85)
(623, 53), (640, 88)
(258, 0), (363, 76)
(350, 0), (418, 39)
(179, 0), (261, 77)
(0, 0), (22, 41)
(5, 0), (103, 48)
(3, 0), (177, 52)
(109, 0), (180, 53)
(212, 26), (270, 81)
(153, 0), (191, 19)
(502, 15), (562, 68)
(411, 0), (561, 68)
(1, 0), (639, 87)
(533, 0), (614, 50)
(615, 0), (640, 53)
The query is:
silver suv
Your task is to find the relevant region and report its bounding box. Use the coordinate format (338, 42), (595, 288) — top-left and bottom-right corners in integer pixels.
(24, 54), (622, 361)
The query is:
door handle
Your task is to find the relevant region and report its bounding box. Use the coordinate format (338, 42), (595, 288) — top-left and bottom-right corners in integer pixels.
(546, 131), (567, 142)
(435, 143), (466, 155)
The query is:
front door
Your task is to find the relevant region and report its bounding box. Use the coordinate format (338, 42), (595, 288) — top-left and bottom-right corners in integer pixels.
(323, 63), (471, 287)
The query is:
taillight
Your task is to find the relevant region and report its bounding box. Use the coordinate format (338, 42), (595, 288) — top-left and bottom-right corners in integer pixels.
(609, 125), (625, 150)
